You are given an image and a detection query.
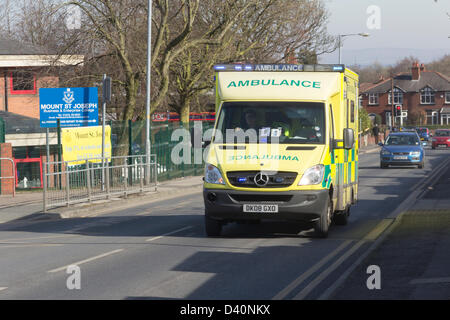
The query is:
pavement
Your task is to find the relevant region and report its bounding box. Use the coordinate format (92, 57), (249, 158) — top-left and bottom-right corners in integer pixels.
(0, 175), (204, 223)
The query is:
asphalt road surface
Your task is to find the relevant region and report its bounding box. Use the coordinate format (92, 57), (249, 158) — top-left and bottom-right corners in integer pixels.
(0, 147), (449, 300)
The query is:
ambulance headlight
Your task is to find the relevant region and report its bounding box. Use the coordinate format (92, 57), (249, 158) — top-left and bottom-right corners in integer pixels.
(204, 164), (225, 185)
(298, 164), (325, 186)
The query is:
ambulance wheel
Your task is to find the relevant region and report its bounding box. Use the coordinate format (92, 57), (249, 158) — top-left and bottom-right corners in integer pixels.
(314, 196), (332, 238)
(204, 213), (222, 237)
(334, 206), (350, 226)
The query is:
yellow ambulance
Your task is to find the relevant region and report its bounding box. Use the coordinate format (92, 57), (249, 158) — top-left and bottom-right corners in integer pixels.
(203, 64), (359, 238)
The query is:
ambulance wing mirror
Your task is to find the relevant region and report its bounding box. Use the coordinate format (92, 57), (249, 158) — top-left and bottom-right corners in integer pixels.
(343, 128), (355, 150)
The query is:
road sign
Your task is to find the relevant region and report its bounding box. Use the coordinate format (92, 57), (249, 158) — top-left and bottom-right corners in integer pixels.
(103, 76), (112, 102)
(39, 87), (99, 128)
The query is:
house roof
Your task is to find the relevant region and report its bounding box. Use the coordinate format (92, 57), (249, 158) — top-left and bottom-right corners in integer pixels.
(0, 37), (83, 67)
(0, 37), (55, 55)
(363, 71), (450, 94)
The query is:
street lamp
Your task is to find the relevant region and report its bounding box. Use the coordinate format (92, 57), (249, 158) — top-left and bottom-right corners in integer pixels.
(145, 0), (152, 185)
(338, 33), (370, 64)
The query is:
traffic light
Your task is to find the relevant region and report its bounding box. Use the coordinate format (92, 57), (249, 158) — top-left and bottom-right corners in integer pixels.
(395, 105), (402, 117)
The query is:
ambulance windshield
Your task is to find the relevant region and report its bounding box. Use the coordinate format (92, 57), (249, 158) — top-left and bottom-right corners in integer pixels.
(215, 102), (325, 144)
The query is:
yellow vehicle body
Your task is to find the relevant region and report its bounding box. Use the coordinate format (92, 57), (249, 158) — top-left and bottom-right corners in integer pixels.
(203, 64), (359, 237)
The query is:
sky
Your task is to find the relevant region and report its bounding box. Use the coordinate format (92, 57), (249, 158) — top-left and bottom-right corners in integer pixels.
(319, 0), (450, 66)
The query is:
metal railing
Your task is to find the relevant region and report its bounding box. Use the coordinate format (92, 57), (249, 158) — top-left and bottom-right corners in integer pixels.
(43, 154), (157, 211)
(0, 157), (15, 197)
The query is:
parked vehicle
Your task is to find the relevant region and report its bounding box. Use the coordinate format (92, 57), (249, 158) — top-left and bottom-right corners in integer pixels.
(431, 129), (450, 149)
(379, 132), (425, 169)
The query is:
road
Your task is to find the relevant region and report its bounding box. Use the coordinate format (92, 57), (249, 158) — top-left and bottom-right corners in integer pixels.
(0, 147), (449, 300)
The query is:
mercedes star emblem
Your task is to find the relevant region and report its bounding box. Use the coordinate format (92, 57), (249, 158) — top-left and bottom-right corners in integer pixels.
(254, 172), (270, 187)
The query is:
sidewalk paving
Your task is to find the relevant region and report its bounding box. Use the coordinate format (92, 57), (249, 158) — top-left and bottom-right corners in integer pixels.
(0, 175), (203, 224)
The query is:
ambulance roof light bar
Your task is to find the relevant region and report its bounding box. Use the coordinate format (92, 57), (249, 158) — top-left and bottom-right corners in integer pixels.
(213, 64), (345, 72)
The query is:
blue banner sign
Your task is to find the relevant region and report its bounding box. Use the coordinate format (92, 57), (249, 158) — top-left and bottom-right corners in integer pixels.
(39, 87), (99, 128)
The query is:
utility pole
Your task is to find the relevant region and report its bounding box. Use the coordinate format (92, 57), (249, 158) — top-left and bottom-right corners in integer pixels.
(391, 77), (395, 130)
(145, 0), (152, 185)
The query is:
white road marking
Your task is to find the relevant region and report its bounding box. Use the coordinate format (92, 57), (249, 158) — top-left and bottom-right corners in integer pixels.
(0, 287), (7, 292)
(410, 277), (450, 285)
(47, 249), (124, 273)
(273, 240), (352, 300)
(293, 239), (367, 300)
(146, 226), (193, 242)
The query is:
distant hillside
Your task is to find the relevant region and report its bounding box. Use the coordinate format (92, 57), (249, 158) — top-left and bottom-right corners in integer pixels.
(319, 47), (449, 67)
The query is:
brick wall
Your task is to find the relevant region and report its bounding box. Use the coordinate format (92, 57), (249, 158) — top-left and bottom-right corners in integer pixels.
(0, 143), (14, 195)
(0, 70), (59, 119)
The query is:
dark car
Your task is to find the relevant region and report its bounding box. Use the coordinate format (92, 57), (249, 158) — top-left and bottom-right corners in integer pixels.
(416, 127), (430, 141)
(379, 132), (425, 169)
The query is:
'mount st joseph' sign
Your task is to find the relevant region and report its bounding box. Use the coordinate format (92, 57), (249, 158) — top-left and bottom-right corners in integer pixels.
(39, 87), (99, 128)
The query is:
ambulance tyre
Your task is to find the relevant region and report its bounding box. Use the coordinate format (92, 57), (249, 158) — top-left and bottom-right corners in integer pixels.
(334, 206), (349, 226)
(314, 196), (332, 238)
(204, 212), (222, 237)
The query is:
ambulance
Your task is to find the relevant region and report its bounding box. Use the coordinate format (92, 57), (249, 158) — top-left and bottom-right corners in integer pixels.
(203, 64), (359, 238)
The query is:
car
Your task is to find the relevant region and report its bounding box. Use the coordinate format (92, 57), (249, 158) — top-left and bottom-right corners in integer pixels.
(400, 126), (417, 132)
(431, 129), (450, 149)
(379, 132), (425, 169)
(416, 127), (430, 141)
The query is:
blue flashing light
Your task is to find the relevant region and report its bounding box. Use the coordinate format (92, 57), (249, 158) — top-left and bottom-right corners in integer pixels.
(237, 177), (247, 183)
(333, 65), (344, 71)
(244, 65), (253, 71)
(234, 65), (243, 70)
(214, 65), (226, 71)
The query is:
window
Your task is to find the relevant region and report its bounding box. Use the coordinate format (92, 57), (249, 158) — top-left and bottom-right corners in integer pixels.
(368, 93), (378, 105)
(445, 92), (450, 104)
(388, 87), (403, 105)
(426, 110), (438, 125)
(10, 71), (36, 95)
(420, 87), (435, 105)
(215, 101), (326, 144)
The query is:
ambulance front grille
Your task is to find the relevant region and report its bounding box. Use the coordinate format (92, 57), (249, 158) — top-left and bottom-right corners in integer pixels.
(226, 171), (297, 188)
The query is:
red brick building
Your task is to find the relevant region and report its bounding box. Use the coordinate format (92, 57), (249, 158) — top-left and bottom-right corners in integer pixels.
(360, 62), (450, 127)
(0, 38), (83, 192)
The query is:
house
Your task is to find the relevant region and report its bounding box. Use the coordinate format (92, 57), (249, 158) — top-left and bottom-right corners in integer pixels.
(359, 61), (450, 127)
(0, 37), (83, 192)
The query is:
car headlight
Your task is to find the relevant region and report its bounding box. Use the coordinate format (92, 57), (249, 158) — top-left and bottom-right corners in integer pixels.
(410, 151), (421, 156)
(381, 149), (391, 155)
(204, 163), (225, 185)
(298, 164), (325, 186)
(447, 139), (450, 142)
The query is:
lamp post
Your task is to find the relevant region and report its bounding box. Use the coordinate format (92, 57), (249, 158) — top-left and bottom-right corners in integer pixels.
(145, 0), (152, 185)
(338, 33), (370, 64)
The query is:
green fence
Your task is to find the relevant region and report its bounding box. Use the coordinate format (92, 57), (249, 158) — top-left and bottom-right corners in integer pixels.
(110, 121), (215, 182)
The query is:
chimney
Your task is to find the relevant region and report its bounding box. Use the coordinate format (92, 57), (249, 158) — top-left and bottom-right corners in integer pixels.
(285, 48), (298, 64)
(412, 61), (420, 80)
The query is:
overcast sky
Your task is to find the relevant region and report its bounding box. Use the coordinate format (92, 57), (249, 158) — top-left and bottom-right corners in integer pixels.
(319, 0), (450, 65)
